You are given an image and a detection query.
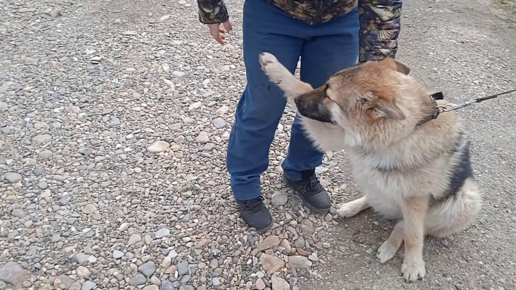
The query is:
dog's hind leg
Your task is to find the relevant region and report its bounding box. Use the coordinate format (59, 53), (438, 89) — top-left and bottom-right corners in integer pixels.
(336, 196), (370, 218)
(377, 220), (404, 263)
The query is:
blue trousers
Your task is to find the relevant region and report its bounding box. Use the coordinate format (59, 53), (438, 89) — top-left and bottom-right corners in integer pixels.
(227, 0), (359, 201)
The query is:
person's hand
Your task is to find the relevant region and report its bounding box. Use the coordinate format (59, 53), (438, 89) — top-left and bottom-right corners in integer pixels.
(207, 21), (232, 45)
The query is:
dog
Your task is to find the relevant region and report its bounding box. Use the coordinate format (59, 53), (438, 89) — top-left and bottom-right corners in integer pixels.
(259, 52), (482, 282)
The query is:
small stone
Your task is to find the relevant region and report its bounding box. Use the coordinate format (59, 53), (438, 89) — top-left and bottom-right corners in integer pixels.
(55, 276), (75, 289)
(129, 274), (147, 286)
(32, 134), (52, 144)
(74, 253), (89, 265)
(0, 102), (8, 111)
(11, 209), (25, 218)
(150, 276), (161, 285)
(138, 261), (156, 278)
(113, 250), (124, 259)
(90, 56), (102, 64)
(258, 235), (281, 251)
(196, 132), (209, 143)
(212, 117), (227, 129)
(155, 227), (170, 238)
(271, 192), (288, 206)
(38, 181), (48, 189)
(212, 277), (221, 288)
(177, 260), (189, 275)
(76, 266), (90, 278)
(5, 172), (22, 183)
(0, 262), (30, 286)
(172, 71), (185, 77)
(148, 141), (170, 153)
(144, 286), (159, 290)
(128, 234), (142, 246)
(159, 14), (171, 22)
(39, 150), (53, 159)
(81, 281), (96, 290)
(259, 254), (285, 274)
(215, 105), (228, 115)
(188, 101), (202, 111)
(110, 117), (121, 127)
(271, 275), (290, 290)
(254, 278), (266, 289)
(287, 256), (312, 269)
(279, 240), (292, 254)
(82, 204), (97, 214)
(160, 280), (175, 290)
(49, 7), (62, 17)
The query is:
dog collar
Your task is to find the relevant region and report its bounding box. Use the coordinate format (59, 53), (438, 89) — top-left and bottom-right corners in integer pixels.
(415, 92), (444, 127)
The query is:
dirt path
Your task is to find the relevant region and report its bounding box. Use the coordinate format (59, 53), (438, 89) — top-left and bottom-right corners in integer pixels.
(300, 0), (516, 289)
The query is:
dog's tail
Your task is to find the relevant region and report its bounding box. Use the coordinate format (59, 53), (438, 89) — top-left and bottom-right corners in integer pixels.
(424, 178), (483, 238)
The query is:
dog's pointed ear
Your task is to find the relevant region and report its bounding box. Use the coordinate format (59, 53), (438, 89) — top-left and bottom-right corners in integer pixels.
(378, 53), (411, 75)
(374, 101), (406, 120)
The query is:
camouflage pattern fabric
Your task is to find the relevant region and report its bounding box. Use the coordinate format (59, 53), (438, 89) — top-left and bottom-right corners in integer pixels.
(197, 0), (402, 62)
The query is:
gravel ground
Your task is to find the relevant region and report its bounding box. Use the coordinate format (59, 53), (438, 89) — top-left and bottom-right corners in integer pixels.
(0, 0), (514, 290)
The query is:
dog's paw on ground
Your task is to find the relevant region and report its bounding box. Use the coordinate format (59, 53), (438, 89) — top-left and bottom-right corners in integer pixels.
(377, 239), (400, 263)
(401, 260), (426, 282)
(336, 202), (361, 218)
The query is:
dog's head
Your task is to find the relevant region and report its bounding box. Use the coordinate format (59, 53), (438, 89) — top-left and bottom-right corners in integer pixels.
(294, 57), (431, 146)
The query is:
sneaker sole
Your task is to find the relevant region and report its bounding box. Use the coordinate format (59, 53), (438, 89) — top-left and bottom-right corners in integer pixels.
(282, 177), (331, 214)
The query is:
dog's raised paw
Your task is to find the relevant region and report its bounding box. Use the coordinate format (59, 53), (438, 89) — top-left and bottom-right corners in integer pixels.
(259, 52), (289, 85)
(377, 240), (399, 263)
(401, 260), (426, 282)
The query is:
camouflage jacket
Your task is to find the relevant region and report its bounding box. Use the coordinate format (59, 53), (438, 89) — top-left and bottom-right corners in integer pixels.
(197, 0), (402, 62)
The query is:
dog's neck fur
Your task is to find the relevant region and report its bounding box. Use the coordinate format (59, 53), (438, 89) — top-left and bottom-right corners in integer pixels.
(343, 78), (461, 173)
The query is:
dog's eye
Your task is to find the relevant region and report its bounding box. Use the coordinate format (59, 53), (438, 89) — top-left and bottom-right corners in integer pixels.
(360, 98), (367, 105)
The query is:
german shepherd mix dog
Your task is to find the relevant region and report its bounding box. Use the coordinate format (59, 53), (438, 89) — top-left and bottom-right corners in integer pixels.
(259, 52), (482, 282)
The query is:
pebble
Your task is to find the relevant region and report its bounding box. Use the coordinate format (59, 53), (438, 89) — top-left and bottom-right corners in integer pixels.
(287, 256), (312, 269)
(39, 150), (53, 159)
(50, 7), (62, 18)
(32, 134), (52, 144)
(81, 281), (96, 290)
(271, 275), (290, 290)
(82, 204), (97, 214)
(155, 227), (170, 238)
(5, 172), (22, 183)
(212, 117), (227, 128)
(172, 71), (185, 77)
(177, 260), (189, 275)
(138, 261), (156, 278)
(257, 235), (281, 251)
(129, 274), (147, 286)
(255, 278), (266, 289)
(148, 141), (170, 153)
(0, 101), (8, 111)
(259, 254), (285, 274)
(113, 250), (124, 259)
(128, 234), (142, 246)
(161, 280), (175, 290)
(76, 266), (90, 278)
(110, 117), (121, 127)
(143, 286), (159, 290)
(271, 192), (288, 206)
(196, 132), (209, 143)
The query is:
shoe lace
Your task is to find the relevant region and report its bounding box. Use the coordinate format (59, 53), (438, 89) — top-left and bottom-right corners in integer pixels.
(304, 174), (323, 191)
(244, 196), (265, 211)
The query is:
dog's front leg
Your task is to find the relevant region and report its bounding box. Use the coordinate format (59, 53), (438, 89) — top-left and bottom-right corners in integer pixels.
(400, 195), (429, 282)
(259, 52), (313, 102)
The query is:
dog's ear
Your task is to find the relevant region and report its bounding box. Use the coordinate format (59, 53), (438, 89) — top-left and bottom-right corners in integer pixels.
(378, 54), (411, 75)
(374, 101), (406, 120)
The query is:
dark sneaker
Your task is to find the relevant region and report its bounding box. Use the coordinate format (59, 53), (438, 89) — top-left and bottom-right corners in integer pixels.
(236, 196), (273, 232)
(282, 169), (331, 214)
